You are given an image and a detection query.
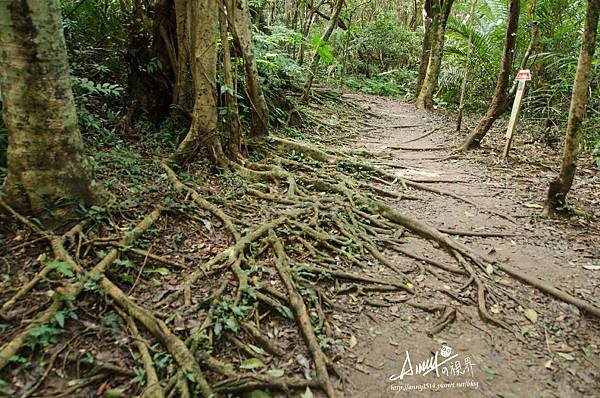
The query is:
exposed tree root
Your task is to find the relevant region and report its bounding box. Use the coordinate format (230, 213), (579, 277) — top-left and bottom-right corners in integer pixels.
(270, 231), (337, 398)
(0, 205), (163, 371)
(93, 241), (189, 269)
(388, 145), (447, 151)
(3, 128), (599, 398)
(113, 306), (163, 398)
(162, 162), (240, 241)
(437, 228), (518, 238)
(399, 127), (440, 144)
(495, 262), (600, 318)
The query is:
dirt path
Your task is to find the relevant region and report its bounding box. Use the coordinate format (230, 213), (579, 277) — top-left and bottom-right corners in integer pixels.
(332, 94), (600, 397)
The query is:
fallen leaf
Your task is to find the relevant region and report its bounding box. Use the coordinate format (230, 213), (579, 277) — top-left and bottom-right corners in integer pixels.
(240, 358), (264, 369)
(524, 309), (538, 323)
(499, 393), (522, 398)
(524, 203), (543, 209)
(349, 335), (358, 348)
(583, 265), (600, 271)
(243, 390), (272, 398)
(266, 369), (284, 377)
(582, 347), (593, 357)
(296, 354), (310, 369)
(556, 352), (575, 361)
(302, 386), (314, 398)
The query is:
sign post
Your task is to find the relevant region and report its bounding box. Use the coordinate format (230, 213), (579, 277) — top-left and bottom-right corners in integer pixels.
(502, 69), (531, 160)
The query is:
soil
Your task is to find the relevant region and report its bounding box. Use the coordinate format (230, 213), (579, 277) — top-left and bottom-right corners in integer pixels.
(0, 92), (598, 398)
(335, 94), (600, 398)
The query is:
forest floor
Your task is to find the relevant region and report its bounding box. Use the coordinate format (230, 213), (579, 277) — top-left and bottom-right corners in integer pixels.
(0, 91), (599, 398)
(335, 93), (600, 397)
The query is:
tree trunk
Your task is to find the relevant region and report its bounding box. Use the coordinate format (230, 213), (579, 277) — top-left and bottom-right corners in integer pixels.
(227, 0), (270, 138)
(415, 0), (454, 110)
(415, 0), (433, 97)
(543, 0), (599, 215)
(219, 0), (242, 157)
(456, 0), (479, 132)
(505, 5), (539, 106)
(300, 0), (345, 103)
(460, 0), (520, 150)
(0, 0), (100, 218)
(173, 0), (194, 108)
(173, 0), (225, 165)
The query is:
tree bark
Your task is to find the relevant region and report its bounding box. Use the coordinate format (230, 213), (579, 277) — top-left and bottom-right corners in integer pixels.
(415, 0), (433, 97)
(461, 0), (520, 150)
(300, 0), (345, 103)
(219, 0), (242, 157)
(173, 0), (225, 165)
(173, 0), (193, 108)
(543, 0), (599, 215)
(227, 0), (270, 138)
(0, 0), (100, 218)
(415, 0), (454, 110)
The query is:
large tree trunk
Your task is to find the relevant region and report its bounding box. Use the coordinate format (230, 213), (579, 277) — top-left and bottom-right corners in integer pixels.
(300, 0), (345, 103)
(543, 0), (599, 215)
(414, 0), (433, 97)
(461, 0), (520, 150)
(227, 0), (270, 138)
(219, 0), (242, 157)
(0, 0), (100, 218)
(173, 0), (225, 165)
(173, 0), (194, 108)
(415, 0), (454, 110)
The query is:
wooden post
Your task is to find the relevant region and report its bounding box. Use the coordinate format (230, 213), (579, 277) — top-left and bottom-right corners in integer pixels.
(502, 69), (531, 160)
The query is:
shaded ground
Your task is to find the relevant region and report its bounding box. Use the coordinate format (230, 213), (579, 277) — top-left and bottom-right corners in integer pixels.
(0, 92), (598, 398)
(338, 93), (600, 397)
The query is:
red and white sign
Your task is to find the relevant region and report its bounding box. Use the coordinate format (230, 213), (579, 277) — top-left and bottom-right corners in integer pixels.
(515, 69), (532, 81)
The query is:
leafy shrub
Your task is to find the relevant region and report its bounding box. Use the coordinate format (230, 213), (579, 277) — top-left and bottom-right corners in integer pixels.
(339, 14), (421, 76)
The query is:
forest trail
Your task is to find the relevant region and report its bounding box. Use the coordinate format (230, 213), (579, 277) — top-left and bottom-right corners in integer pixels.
(327, 93), (600, 397)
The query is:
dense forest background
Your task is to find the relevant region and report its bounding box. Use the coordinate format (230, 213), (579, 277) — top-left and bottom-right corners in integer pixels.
(1, 0), (598, 172)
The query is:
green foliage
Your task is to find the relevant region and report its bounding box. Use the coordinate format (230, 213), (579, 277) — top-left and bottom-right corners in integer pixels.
(326, 13), (421, 97)
(54, 308), (78, 328)
(343, 14), (421, 76)
(25, 324), (63, 350)
(212, 297), (250, 336)
(47, 260), (74, 278)
(311, 35), (335, 64)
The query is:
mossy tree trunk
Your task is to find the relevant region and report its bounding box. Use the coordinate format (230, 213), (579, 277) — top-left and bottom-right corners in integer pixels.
(219, 0), (243, 157)
(461, 0), (520, 150)
(173, 0), (194, 108)
(173, 0), (226, 165)
(0, 0), (100, 218)
(415, 0), (433, 98)
(415, 0), (454, 110)
(543, 0), (599, 215)
(227, 0), (270, 138)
